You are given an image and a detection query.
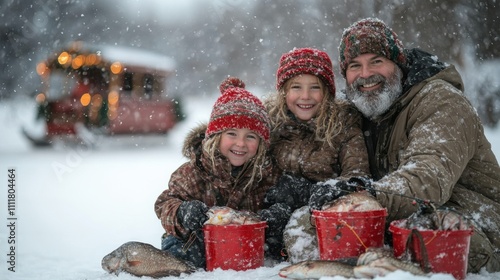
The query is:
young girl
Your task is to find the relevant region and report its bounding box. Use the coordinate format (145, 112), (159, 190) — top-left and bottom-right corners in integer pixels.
(262, 47), (371, 263)
(154, 77), (279, 268)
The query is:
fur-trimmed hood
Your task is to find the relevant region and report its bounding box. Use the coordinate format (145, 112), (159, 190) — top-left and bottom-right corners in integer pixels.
(182, 123), (207, 159)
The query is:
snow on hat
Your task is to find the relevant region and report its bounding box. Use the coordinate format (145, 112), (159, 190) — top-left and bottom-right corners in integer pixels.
(206, 77), (270, 146)
(276, 48), (335, 96)
(339, 18), (407, 77)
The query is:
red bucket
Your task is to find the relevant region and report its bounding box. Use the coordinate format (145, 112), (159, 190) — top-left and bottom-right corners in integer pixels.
(389, 220), (473, 280)
(203, 221), (267, 271)
(312, 209), (387, 260)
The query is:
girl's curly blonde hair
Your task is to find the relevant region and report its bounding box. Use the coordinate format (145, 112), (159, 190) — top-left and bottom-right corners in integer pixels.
(264, 76), (345, 148)
(202, 133), (268, 191)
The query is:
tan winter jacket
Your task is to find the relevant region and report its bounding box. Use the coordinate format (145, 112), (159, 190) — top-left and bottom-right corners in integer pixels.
(366, 60), (500, 271)
(154, 124), (279, 239)
(269, 101), (370, 183)
(370, 65), (500, 216)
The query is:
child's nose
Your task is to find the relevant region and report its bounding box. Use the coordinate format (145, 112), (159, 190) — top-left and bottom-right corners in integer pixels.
(235, 136), (245, 146)
(300, 89), (312, 99)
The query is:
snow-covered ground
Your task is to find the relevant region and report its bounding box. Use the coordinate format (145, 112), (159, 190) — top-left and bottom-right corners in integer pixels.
(0, 92), (499, 280)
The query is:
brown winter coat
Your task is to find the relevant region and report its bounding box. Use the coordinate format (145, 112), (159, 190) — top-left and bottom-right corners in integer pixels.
(366, 62), (500, 272)
(270, 101), (370, 183)
(154, 124), (279, 240)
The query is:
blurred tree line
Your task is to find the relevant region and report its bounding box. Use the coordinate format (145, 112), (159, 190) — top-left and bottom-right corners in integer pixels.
(1, 0), (499, 126)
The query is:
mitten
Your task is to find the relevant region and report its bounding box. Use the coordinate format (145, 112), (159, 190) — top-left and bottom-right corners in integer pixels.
(308, 180), (356, 210)
(349, 176), (376, 197)
(258, 203), (292, 236)
(177, 200), (209, 232)
(258, 203), (292, 260)
(264, 173), (313, 209)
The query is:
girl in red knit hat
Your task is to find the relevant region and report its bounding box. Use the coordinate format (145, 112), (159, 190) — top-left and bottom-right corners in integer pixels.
(154, 77), (280, 268)
(260, 47), (372, 263)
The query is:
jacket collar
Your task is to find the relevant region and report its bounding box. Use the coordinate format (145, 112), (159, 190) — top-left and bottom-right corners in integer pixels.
(371, 48), (463, 124)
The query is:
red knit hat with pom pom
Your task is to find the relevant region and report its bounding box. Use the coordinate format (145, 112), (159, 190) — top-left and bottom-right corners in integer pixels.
(276, 48), (335, 96)
(206, 77), (270, 146)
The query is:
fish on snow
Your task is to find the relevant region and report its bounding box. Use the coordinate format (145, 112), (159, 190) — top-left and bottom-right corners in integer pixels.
(278, 259), (355, 279)
(278, 247), (426, 279)
(354, 247), (426, 278)
(102, 241), (195, 278)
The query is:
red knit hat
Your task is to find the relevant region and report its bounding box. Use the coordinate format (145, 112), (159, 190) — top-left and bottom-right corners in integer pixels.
(276, 48), (335, 96)
(206, 77), (270, 146)
(339, 18), (407, 77)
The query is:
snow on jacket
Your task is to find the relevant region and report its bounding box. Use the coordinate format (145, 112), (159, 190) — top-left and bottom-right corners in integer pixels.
(269, 100), (370, 183)
(365, 49), (500, 271)
(154, 124), (279, 239)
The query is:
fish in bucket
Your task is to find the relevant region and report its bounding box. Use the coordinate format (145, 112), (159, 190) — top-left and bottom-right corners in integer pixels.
(389, 204), (473, 280)
(312, 192), (387, 260)
(203, 207), (267, 271)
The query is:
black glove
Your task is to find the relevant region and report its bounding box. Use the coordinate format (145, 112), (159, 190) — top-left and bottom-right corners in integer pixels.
(264, 173), (313, 209)
(308, 180), (357, 211)
(258, 203), (292, 261)
(258, 203), (293, 237)
(349, 176), (376, 197)
(177, 200), (209, 232)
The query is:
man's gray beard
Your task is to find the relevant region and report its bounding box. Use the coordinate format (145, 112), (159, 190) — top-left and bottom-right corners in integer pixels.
(345, 67), (403, 120)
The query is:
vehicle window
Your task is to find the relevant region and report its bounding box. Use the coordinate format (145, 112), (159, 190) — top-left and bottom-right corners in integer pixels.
(47, 71), (76, 100)
(144, 74), (154, 99)
(122, 72), (133, 92)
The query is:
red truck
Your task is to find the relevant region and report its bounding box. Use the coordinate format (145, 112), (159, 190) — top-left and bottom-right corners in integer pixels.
(24, 41), (184, 146)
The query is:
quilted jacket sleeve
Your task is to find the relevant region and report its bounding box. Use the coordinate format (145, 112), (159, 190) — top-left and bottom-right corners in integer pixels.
(154, 162), (205, 239)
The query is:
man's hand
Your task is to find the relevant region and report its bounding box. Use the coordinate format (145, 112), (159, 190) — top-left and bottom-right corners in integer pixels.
(308, 180), (356, 210)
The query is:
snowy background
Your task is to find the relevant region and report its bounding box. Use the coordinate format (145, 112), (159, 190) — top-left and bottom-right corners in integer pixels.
(1, 91), (500, 280)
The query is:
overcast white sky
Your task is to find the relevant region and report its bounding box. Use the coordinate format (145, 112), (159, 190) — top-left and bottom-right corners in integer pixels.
(122, 0), (252, 24)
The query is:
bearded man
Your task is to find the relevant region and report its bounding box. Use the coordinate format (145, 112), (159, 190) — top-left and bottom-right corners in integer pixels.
(338, 17), (500, 273)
